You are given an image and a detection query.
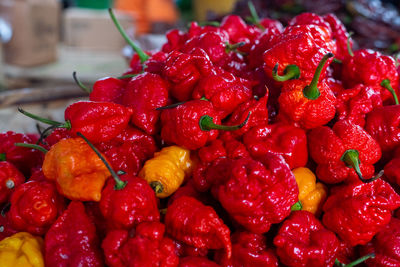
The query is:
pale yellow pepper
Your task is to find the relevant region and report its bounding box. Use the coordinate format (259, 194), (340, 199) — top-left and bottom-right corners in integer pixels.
(292, 167), (328, 216)
(0, 232), (44, 267)
(139, 146), (193, 198)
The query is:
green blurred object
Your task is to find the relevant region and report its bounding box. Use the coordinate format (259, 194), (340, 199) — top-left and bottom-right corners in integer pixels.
(75, 0), (112, 9)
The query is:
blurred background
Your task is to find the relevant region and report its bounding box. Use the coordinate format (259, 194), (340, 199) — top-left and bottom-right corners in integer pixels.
(0, 0), (399, 132)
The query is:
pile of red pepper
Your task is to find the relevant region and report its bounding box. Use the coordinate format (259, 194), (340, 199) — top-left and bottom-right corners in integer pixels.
(1, 5), (400, 267)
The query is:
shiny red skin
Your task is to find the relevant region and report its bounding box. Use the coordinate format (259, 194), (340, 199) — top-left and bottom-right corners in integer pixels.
(100, 175), (160, 230)
(336, 84), (382, 127)
(322, 179), (400, 246)
(341, 49), (399, 102)
(248, 28), (282, 69)
(360, 217), (400, 267)
(64, 101), (132, 143)
(215, 231), (279, 267)
(160, 100), (220, 150)
(43, 128), (72, 149)
(174, 239), (209, 258)
(365, 105), (400, 153)
(192, 71), (253, 117)
(102, 222), (179, 267)
(198, 139), (227, 164)
(274, 211), (339, 267)
(165, 196), (232, 259)
(122, 72), (169, 135)
(163, 49), (215, 101)
(0, 211), (18, 241)
(89, 77), (126, 104)
(213, 153), (298, 234)
(308, 120), (381, 184)
(179, 257), (220, 267)
(0, 131), (44, 175)
(162, 29), (188, 53)
(278, 79), (336, 129)
(44, 201), (104, 267)
(127, 51), (168, 76)
(8, 180), (65, 235)
(384, 147), (400, 186)
(0, 161), (25, 204)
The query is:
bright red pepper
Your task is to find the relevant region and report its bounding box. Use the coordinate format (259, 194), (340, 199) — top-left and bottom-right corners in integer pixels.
(43, 128), (72, 149)
(322, 179), (400, 246)
(0, 210), (18, 241)
(383, 146), (400, 186)
(243, 123), (308, 169)
(102, 222), (179, 267)
(179, 256), (220, 267)
(0, 162), (25, 204)
(274, 211), (339, 267)
(8, 180), (65, 235)
(89, 77), (126, 104)
(308, 120), (381, 184)
(162, 28), (188, 53)
(44, 201), (103, 266)
(122, 72), (169, 135)
(165, 196), (232, 259)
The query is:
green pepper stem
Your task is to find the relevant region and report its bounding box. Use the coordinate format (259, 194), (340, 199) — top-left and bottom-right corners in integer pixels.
(108, 8), (149, 64)
(197, 21), (220, 27)
(291, 200), (302, 211)
(150, 181), (164, 194)
(156, 101), (187, 110)
(77, 132), (127, 190)
(247, 1), (265, 29)
(117, 74), (139, 80)
(272, 64), (301, 82)
(335, 253), (374, 267)
(0, 153), (5, 161)
(72, 71), (91, 94)
(199, 112), (251, 131)
(333, 58), (342, 64)
(225, 42), (246, 53)
(18, 108), (66, 127)
(341, 149), (383, 183)
(14, 143), (48, 154)
(303, 53), (334, 100)
(347, 32), (354, 57)
(381, 79), (399, 105)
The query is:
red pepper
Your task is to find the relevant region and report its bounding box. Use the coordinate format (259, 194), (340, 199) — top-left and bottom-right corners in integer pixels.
(122, 72), (169, 135)
(43, 128), (72, 149)
(0, 209), (18, 241)
(8, 180), (65, 235)
(165, 196), (232, 258)
(44, 201), (103, 266)
(365, 105), (400, 153)
(0, 161), (25, 204)
(0, 131), (43, 176)
(215, 231), (279, 267)
(335, 84), (382, 127)
(213, 153), (298, 234)
(360, 217), (400, 266)
(243, 123), (308, 169)
(308, 120), (381, 184)
(322, 179), (400, 246)
(127, 51), (167, 76)
(277, 53), (336, 129)
(179, 256), (220, 267)
(163, 49), (214, 101)
(89, 77), (126, 104)
(102, 222), (179, 267)
(248, 28), (282, 69)
(162, 28), (188, 53)
(160, 100), (249, 150)
(274, 211), (339, 267)
(383, 146), (400, 186)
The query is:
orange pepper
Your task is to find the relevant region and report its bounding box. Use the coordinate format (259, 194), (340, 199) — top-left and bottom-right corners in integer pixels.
(42, 138), (110, 201)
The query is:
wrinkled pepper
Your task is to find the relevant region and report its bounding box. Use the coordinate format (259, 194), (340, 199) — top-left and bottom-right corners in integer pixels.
(0, 232), (44, 267)
(139, 146), (193, 198)
(179, 256), (220, 267)
(0, 162), (25, 204)
(89, 77), (126, 104)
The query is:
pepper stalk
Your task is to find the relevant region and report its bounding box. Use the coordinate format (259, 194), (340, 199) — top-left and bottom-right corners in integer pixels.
(303, 53), (334, 100)
(14, 143), (48, 154)
(381, 79), (399, 105)
(290, 201), (302, 211)
(272, 64), (301, 82)
(246, 1), (265, 29)
(0, 153), (5, 161)
(18, 108), (71, 129)
(73, 71), (91, 94)
(199, 112), (251, 131)
(341, 149), (384, 183)
(335, 253), (374, 267)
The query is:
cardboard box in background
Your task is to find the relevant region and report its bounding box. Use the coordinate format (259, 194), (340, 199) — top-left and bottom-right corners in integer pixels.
(63, 8), (135, 52)
(0, 0), (60, 67)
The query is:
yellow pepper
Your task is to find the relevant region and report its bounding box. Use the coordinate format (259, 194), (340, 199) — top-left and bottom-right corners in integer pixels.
(0, 232), (44, 267)
(139, 146), (193, 198)
(292, 167), (328, 216)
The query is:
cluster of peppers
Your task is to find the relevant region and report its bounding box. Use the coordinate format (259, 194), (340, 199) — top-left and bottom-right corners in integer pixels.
(1, 5), (400, 267)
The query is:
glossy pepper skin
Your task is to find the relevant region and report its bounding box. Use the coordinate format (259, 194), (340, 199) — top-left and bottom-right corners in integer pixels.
(308, 120), (381, 184)
(102, 222), (178, 267)
(139, 146), (193, 198)
(160, 100), (220, 150)
(214, 153), (298, 234)
(179, 256), (220, 267)
(322, 179), (400, 246)
(274, 211), (339, 267)
(215, 231), (279, 267)
(365, 105), (400, 153)
(165, 196), (232, 259)
(122, 72), (169, 135)
(0, 212), (18, 241)
(243, 123), (308, 169)
(89, 77), (126, 104)
(360, 217), (400, 266)
(0, 161), (25, 204)
(384, 147), (400, 186)
(42, 137), (111, 201)
(99, 175), (160, 230)
(44, 201), (103, 267)
(292, 167), (327, 216)
(8, 180), (65, 235)
(0, 232), (44, 267)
